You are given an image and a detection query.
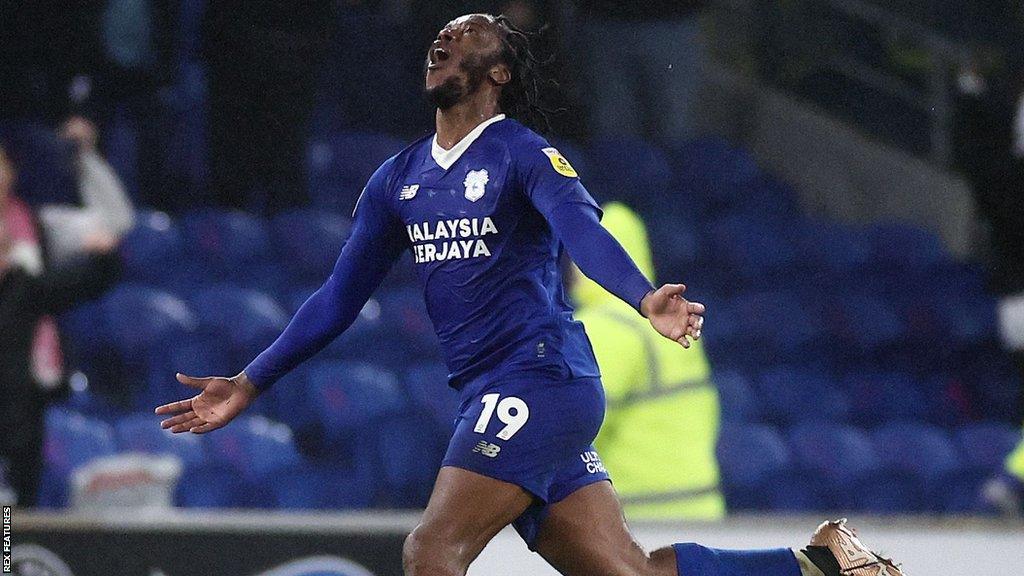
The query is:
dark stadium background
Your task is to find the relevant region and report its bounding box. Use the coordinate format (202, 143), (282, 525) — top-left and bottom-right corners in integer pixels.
(2, 1), (1023, 574)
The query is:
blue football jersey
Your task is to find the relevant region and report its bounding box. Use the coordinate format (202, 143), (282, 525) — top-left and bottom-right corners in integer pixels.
(356, 115), (602, 391)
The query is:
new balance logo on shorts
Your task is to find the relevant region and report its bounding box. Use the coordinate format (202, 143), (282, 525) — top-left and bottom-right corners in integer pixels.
(473, 441), (501, 458)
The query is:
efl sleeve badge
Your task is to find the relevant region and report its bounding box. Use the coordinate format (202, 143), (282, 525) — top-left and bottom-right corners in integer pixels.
(541, 147), (578, 178)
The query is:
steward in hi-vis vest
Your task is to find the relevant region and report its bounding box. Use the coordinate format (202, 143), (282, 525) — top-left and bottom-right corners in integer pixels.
(572, 202), (725, 520)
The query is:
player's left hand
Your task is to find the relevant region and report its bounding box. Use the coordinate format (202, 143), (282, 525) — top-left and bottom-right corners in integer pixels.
(640, 284), (704, 348)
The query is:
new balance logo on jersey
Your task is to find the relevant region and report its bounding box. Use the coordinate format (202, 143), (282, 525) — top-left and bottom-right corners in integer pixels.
(473, 441), (501, 458)
(399, 184), (419, 200)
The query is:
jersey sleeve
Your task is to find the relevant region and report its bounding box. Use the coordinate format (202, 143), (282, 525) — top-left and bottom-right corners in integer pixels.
(518, 142), (654, 313)
(519, 144), (601, 218)
(244, 160), (407, 390)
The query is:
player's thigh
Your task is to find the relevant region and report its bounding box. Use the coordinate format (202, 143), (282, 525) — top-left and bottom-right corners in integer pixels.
(533, 481), (676, 576)
(406, 465), (534, 566)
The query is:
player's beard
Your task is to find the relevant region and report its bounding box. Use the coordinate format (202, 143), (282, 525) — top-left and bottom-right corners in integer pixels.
(426, 53), (495, 110)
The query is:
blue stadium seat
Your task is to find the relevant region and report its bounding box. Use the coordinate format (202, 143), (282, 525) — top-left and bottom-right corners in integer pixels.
(259, 462), (375, 510)
(403, 362), (460, 432)
(307, 133), (406, 212)
(175, 463), (250, 508)
(376, 412), (446, 507)
(870, 423), (962, 510)
(787, 423), (915, 512)
(929, 421), (1018, 514)
(181, 209), (275, 276)
(189, 286), (289, 366)
(119, 211), (191, 287)
(304, 362), (407, 448)
(142, 331), (233, 412)
(39, 408), (118, 507)
(954, 422), (1020, 474)
(271, 209), (351, 279)
(757, 369), (851, 425)
(102, 284), (197, 359)
(717, 424), (795, 510)
(707, 215), (799, 285)
(825, 293), (905, 357)
(206, 416), (302, 483)
(724, 290), (823, 364)
(671, 137), (764, 216)
(114, 413), (208, 468)
(844, 373), (927, 427)
(866, 222), (948, 273)
(377, 288), (440, 363)
(584, 137), (674, 207)
(793, 220), (872, 279)
(714, 372), (760, 423)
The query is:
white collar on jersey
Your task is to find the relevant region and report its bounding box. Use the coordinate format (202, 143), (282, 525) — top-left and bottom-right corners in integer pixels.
(431, 114), (506, 170)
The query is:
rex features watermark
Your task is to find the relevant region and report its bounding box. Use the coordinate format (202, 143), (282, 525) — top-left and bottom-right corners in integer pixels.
(3, 505), (11, 573)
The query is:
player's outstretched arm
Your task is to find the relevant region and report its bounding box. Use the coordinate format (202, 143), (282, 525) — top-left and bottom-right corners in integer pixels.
(639, 283), (705, 349)
(155, 372), (258, 434)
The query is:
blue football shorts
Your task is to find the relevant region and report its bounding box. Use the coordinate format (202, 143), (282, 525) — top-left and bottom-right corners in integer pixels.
(441, 375), (611, 548)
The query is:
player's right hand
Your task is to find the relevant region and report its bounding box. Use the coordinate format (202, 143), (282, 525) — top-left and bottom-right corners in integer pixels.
(640, 283), (705, 349)
(155, 372), (258, 434)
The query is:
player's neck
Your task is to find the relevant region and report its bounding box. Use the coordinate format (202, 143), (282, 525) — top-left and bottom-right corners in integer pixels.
(435, 95), (502, 150)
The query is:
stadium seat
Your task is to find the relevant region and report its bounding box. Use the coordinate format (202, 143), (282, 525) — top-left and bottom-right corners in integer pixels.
(304, 362), (407, 449)
(757, 369), (851, 425)
(189, 286), (289, 366)
(102, 284), (198, 359)
(307, 132), (406, 212)
(787, 423), (916, 512)
(114, 412), (208, 468)
(271, 209), (351, 280)
(403, 362), (460, 432)
(716, 424), (795, 510)
(954, 422), (1021, 474)
(713, 371), (761, 424)
(259, 462), (375, 510)
(142, 331), (233, 412)
(376, 412), (446, 507)
(181, 209), (276, 277)
(39, 408), (118, 507)
(870, 423), (963, 510)
(583, 137), (674, 208)
(844, 373), (928, 427)
(376, 287), (441, 363)
(724, 290), (823, 364)
(175, 462), (250, 508)
(205, 416), (302, 484)
(670, 137), (764, 217)
(866, 222), (948, 273)
(119, 211), (191, 287)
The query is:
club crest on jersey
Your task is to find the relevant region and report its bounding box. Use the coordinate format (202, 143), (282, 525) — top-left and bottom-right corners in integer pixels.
(464, 169), (489, 202)
(399, 184), (419, 200)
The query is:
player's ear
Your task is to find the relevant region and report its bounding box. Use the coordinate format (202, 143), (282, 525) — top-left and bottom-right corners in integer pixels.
(489, 63), (511, 86)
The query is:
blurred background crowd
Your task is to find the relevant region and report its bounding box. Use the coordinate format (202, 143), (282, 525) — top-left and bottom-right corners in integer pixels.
(2, 0), (1024, 521)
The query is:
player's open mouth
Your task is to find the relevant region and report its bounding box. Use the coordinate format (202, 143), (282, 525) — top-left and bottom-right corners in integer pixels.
(428, 47), (450, 69)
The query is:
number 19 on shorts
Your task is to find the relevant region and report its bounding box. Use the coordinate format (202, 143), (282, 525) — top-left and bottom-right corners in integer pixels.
(473, 393), (529, 440)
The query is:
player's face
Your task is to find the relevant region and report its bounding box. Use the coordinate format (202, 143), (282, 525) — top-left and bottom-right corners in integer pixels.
(425, 14), (505, 109)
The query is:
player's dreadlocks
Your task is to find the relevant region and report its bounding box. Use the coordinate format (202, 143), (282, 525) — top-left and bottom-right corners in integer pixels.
(493, 15), (562, 133)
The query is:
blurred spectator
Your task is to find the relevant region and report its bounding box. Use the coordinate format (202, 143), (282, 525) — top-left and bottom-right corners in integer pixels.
(203, 1), (334, 214)
(0, 143), (121, 507)
(577, 1), (707, 141)
(37, 116), (136, 268)
(571, 202), (724, 520)
(953, 60), (1024, 418)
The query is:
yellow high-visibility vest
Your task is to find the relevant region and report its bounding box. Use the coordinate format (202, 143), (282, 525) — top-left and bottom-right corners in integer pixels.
(1008, 430), (1024, 481)
(572, 202), (725, 520)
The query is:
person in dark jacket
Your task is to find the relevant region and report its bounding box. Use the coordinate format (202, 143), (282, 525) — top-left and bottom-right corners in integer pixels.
(0, 143), (121, 507)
